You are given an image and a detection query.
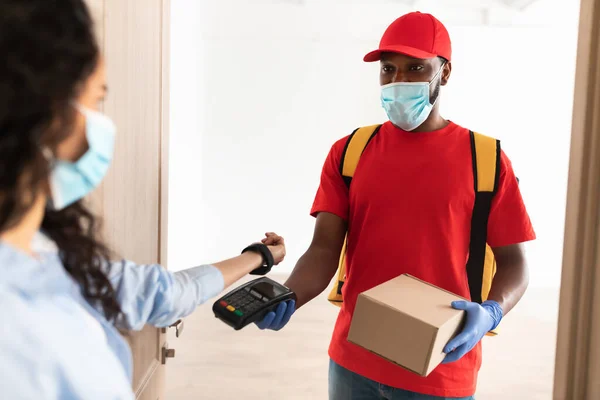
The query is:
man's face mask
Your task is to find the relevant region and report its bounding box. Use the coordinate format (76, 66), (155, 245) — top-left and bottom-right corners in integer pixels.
(380, 63), (444, 131)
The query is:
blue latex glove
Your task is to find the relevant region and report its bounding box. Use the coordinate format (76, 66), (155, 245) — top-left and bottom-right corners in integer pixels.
(442, 300), (503, 364)
(255, 300), (296, 330)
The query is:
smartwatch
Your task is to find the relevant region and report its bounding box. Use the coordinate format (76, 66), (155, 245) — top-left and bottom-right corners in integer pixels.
(242, 243), (274, 275)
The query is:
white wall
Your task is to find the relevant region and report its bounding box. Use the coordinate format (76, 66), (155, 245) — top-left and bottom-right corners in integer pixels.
(168, 0), (205, 268)
(168, 0), (580, 288)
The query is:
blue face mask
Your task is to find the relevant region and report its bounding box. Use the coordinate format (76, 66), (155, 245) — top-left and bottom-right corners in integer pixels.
(47, 105), (116, 210)
(380, 65), (444, 131)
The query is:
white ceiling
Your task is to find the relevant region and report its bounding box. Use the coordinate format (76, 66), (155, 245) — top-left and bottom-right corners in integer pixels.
(351, 0), (543, 10)
(254, 0), (576, 27)
(275, 0), (542, 9)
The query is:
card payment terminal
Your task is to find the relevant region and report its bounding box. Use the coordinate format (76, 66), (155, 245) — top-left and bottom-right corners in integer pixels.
(213, 277), (296, 330)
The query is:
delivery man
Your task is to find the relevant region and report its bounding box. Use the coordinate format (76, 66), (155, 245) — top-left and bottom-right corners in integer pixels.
(255, 11), (536, 400)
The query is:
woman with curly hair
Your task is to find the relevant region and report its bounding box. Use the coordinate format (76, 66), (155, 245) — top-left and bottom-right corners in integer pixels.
(0, 1), (294, 398)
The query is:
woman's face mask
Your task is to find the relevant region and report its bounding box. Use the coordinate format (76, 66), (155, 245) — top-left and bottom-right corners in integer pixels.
(380, 64), (444, 131)
(46, 104), (116, 210)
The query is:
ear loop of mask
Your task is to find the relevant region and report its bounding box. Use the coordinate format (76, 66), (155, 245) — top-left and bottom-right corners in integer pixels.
(41, 147), (56, 166)
(70, 102), (92, 156)
(431, 62), (445, 84)
(40, 147), (57, 210)
(429, 63), (446, 106)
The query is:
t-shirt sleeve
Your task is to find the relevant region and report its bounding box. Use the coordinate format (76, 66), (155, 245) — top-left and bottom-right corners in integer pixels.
(310, 139), (350, 221)
(487, 150), (536, 248)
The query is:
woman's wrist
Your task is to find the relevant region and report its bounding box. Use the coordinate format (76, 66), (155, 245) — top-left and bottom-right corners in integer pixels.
(241, 243), (274, 275)
(212, 251), (265, 288)
(239, 251), (263, 270)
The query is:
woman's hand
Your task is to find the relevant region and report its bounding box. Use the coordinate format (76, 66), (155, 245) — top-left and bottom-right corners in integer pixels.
(262, 232), (286, 265)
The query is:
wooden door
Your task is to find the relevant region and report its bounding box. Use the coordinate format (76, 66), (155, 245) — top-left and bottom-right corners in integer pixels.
(85, 0), (171, 398)
(554, 0), (600, 398)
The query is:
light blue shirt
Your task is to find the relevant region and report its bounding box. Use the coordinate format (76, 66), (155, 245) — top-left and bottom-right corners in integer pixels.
(0, 233), (225, 399)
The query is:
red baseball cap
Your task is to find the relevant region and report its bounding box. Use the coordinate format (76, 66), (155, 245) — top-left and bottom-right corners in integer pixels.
(363, 12), (451, 62)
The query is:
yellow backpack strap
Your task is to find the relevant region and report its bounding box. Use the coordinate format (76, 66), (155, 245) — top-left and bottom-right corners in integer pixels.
(340, 124), (382, 187)
(327, 124), (382, 307)
(466, 131), (501, 304)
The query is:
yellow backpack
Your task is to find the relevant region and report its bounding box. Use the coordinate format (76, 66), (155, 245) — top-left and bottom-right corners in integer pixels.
(326, 124), (502, 336)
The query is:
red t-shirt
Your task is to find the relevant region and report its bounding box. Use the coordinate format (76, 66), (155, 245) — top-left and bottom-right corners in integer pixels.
(310, 121), (536, 397)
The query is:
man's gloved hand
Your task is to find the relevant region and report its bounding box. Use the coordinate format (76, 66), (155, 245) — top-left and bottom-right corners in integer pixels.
(442, 300), (503, 364)
(255, 300), (296, 331)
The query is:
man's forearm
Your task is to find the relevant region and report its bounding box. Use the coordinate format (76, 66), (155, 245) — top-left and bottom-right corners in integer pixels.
(487, 243), (529, 315)
(284, 247), (340, 308)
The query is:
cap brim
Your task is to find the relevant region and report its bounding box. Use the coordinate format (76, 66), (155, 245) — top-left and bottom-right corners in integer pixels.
(363, 45), (438, 62)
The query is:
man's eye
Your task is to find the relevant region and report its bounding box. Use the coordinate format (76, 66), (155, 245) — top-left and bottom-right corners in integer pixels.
(409, 65), (424, 71)
(382, 65), (395, 73)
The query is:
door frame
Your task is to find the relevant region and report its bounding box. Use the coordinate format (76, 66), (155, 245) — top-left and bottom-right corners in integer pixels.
(554, 0), (600, 398)
(134, 0), (171, 398)
(159, 0), (170, 268)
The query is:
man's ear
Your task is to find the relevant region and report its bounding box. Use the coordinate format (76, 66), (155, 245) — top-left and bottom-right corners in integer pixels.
(441, 61), (452, 86)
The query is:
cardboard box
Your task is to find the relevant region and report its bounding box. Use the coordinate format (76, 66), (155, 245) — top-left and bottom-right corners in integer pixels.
(347, 274), (466, 377)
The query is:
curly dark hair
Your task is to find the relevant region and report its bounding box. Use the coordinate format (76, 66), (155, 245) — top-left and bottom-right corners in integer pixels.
(0, 0), (122, 322)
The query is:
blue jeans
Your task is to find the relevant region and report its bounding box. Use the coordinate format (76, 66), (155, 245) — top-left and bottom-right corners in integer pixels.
(328, 360), (475, 400)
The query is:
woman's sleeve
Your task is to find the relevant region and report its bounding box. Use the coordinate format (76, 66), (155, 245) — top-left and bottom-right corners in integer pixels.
(105, 261), (225, 330)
